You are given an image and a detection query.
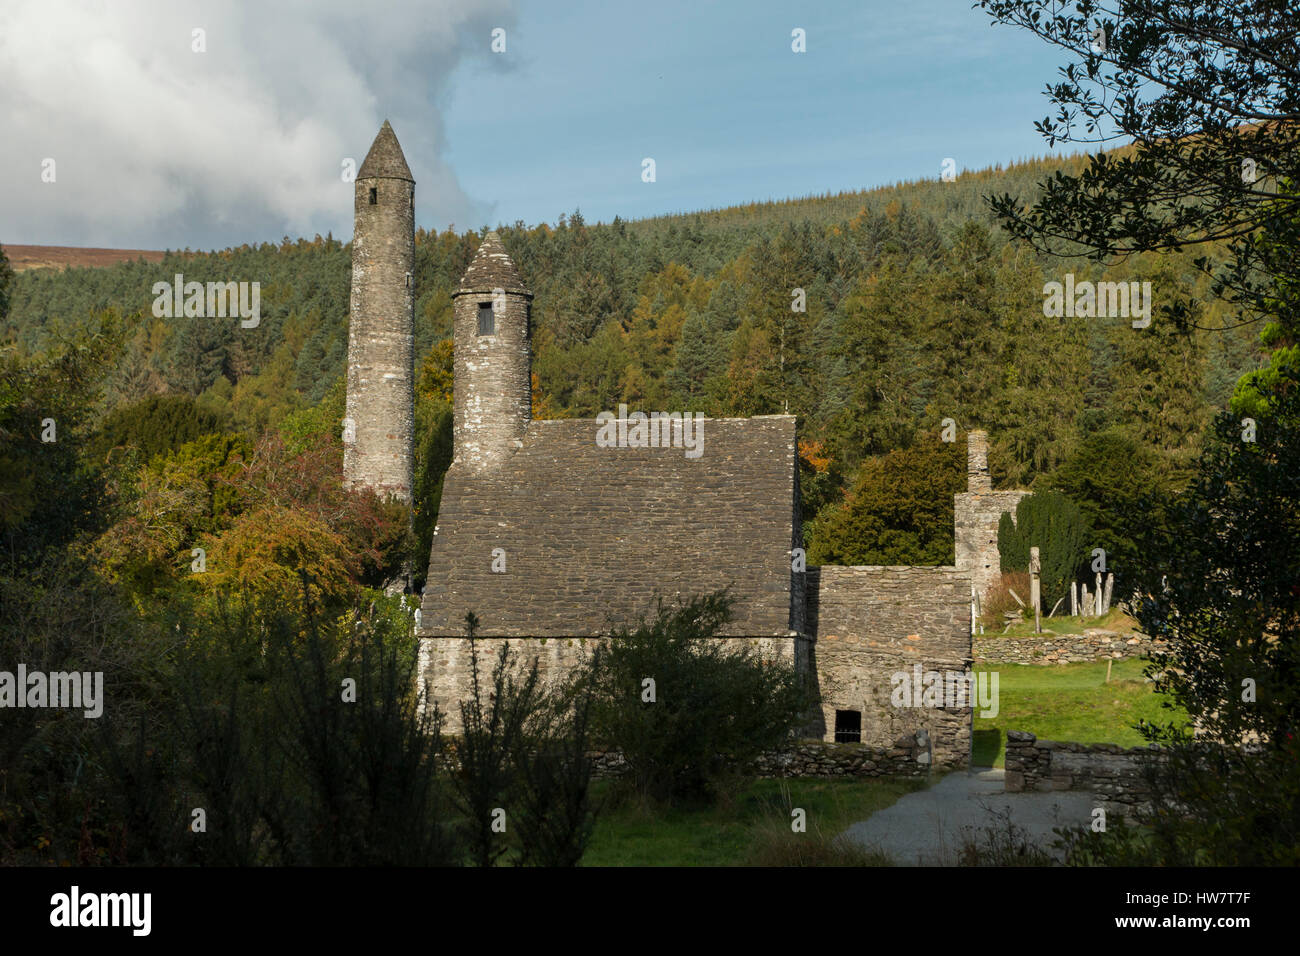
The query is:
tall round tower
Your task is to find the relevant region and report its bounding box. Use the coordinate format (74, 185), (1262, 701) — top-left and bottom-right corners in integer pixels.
(344, 120), (415, 501)
(452, 232), (532, 474)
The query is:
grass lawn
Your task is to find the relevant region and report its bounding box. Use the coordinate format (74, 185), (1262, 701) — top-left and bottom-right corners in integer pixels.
(580, 775), (927, 866)
(971, 658), (1187, 767)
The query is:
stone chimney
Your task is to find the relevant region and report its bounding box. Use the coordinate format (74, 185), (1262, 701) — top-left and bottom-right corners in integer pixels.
(967, 430), (991, 493)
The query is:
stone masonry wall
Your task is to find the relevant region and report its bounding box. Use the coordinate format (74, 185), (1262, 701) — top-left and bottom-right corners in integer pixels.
(343, 175), (415, 501)
(418, 634), (800, 734)
(975, 630), (1161, 665)
(586, 738), (942, 779)
(954, 489), (1028, 605)
(953, 430), (1028, 604)
(807, 565), (972, 766)
(1005, 730), (1160, 809)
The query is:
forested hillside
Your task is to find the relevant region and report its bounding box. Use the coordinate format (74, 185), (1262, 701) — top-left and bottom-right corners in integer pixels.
(1, 152), (1265, 564)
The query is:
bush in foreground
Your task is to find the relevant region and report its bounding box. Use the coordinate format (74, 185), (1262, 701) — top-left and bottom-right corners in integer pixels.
(576, 592), (816, 806)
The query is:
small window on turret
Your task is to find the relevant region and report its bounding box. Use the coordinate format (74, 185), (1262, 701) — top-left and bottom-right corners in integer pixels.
(368, 187), (377, 205)
(477, 302), (495, 336)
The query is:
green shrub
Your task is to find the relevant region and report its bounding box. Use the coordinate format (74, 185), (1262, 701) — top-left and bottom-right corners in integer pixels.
(998, 490), (1091, 611)
(452, 612), (601, 867)
(576, 592), (816, 806)
(452, 614), (544, 867)
(91, 582), (461, 866)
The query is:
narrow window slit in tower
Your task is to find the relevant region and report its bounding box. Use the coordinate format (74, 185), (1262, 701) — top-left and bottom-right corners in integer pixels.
(477, 301), (495, 336)
(369, 187), (377, 205)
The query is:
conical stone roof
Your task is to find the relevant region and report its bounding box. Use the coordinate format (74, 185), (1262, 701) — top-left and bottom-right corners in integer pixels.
(357, 120), (414, 182)
(456, 231), (530, 295)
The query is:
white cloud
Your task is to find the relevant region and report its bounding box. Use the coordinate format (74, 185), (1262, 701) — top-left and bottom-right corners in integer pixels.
(0, 0), (514, 248)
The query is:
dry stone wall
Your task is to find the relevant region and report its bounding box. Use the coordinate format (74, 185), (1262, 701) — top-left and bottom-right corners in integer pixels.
(754, 738), (945, 778)
(588, 737), (943, 779)
(975, 630), (1160, 665)
(1005, 730), (1160, 809)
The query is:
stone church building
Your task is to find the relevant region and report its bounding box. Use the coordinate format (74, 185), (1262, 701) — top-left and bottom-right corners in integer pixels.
(344, 122), (1022, 768)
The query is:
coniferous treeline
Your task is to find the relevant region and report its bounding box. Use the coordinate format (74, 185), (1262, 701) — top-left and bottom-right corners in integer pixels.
(1, 152), (1265, 566)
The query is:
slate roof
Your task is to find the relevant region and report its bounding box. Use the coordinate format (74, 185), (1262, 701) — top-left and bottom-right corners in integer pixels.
(456, 231), (530, 295)
(357, 120), (414, 182)
(419, 416), (800, 637)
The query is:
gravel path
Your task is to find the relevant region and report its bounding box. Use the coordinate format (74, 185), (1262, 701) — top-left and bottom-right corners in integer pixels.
(838, 768), (1098, 865)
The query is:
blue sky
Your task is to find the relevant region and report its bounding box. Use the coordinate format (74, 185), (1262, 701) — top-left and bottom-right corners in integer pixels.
(0, 0), (1077, 249)
(440, 0), (1073, 230)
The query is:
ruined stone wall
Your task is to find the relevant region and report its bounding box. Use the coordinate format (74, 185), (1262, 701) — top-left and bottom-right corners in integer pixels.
(452, 289), (531, 475)
(418, 634), (800, 734)
(343, 175), (414, 500)
(953, 431), (1028, 604)
(954, 490), (1028, 604)
(806, 565), (972, 766)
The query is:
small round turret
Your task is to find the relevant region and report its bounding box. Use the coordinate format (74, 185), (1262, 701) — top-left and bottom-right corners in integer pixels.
(452, 231), (533, 474)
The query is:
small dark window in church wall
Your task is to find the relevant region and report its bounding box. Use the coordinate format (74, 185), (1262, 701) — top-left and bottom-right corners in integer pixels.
(834, 709), (861, 744)
(368, 187), (377, 205)
(477, 302), (495, 336)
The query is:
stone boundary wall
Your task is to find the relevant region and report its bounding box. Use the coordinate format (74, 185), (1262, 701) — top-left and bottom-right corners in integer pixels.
(975, 630), (1162, 665)
(1004, 730), (1161, 808)
(588, 735), (953, 779)
(755, 736), (956, 777)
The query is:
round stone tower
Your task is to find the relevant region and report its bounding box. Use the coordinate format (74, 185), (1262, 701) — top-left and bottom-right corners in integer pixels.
(344, 120), (415, 501)
(452, 232), (532, 474)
